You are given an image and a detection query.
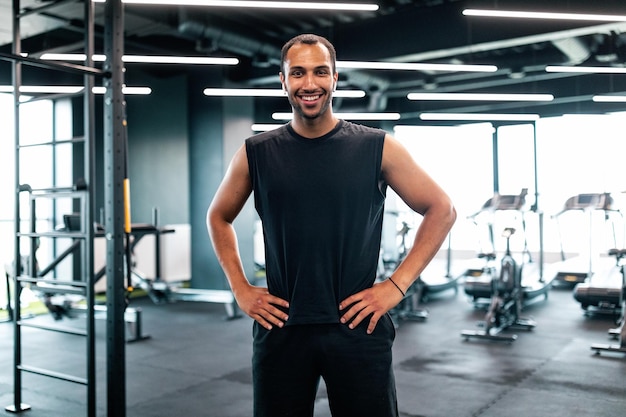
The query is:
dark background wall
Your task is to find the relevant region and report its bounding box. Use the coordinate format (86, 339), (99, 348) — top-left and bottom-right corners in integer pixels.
(69, 66), (250, 290)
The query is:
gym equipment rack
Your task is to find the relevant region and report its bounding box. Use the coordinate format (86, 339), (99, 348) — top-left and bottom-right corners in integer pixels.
(3, 1), (127, 416)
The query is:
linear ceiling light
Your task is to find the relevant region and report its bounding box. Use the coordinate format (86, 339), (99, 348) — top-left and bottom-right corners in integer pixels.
(92, 0), (379, 11)
(93, 86), (152, 95)
(592, 95), (626, 103)
(420, 113), (539, 121)
(273, 112), (401, 121)
(0, 85), (151, 95)
(337, 61), (497, 72)
(407, 93), (553, 101)
(0, 85), (84, 94)
(463, 9), (626, 22)
(203, 88), (365, 98)
(546, 65), (626, 74)
(251, 124), (285, 132)
(40, 53), (239, 65)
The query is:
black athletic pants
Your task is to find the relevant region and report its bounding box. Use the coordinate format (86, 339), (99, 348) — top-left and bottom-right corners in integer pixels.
(252, 316), (398, 417)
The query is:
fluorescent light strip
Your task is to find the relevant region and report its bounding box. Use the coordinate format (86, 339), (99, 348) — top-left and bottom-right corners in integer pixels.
(252, 124), (285, 132)
(273, 112), (401, 121)
(420, 113), (539, 121)
(0, 85), (151, 95)
(407, 93), (553, 101)
(337, 61), (497, 73)
(463, 9), (626, 22)
(94, 86), (152, 95)
(593, 95), (626, 103)
(203, 88), (365, 98)
(546, 65), (626, 74)
(92, 0), (378, 11)
(40, 53), (239, 65)
(0, 85), (84, 94)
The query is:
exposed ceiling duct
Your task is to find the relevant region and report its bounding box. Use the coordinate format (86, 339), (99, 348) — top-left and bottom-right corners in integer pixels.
(551, 37), (591, 65)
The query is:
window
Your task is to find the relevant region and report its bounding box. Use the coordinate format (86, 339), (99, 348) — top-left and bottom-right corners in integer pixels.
(393, 114), (626, 258)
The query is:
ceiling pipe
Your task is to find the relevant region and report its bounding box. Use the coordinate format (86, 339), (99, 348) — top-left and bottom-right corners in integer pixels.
(178, 21), (283, 66)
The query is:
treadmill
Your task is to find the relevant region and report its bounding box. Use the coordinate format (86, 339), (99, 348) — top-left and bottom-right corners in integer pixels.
(552, 193), (622, 286)
(574, 250), (624, 315)
(464, 188), (552, 306)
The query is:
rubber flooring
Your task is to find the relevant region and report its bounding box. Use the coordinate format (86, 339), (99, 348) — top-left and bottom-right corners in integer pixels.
(0, 278), (624, 417)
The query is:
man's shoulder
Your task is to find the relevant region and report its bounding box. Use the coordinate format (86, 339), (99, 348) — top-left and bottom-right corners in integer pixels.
(340, 120), (385, 136)
(246, 124), (289, 146)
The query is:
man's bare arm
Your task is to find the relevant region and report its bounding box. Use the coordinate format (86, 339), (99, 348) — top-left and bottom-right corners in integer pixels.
(339, 134), (456, 333)
(207, 145), (289, 330)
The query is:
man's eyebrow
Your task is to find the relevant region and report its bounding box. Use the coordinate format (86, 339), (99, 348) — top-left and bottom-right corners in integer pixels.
(288, 65), (331, 71)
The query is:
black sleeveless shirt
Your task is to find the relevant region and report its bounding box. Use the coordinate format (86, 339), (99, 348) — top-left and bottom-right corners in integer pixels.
(246, 120), (387, 325)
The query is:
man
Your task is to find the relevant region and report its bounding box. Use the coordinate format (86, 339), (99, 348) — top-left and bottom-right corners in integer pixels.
(207, 34), (456, 417)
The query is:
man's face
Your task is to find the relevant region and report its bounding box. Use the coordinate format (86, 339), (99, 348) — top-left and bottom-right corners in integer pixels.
(280, 42), (338, 121)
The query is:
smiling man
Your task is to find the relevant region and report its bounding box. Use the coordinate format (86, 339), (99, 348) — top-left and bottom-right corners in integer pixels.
(207, 34), (456, 417)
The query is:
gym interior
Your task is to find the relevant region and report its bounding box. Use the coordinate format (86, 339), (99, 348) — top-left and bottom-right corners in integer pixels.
(1, 1), (625, 416)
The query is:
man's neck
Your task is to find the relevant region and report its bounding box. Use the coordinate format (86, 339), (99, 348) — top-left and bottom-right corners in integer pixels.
(291, 113), (339, 139)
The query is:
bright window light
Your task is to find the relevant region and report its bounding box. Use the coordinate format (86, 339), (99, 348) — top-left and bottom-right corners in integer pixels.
(546, 65), (626, 74)
(463, 9), (626, 22)
(92, 0), (379, 11)
(593, 95), (626, 103)
(337, 61), (497, 73)
(407, 93), (553, 101)
(203, 88), (365, 98)
(273, 112), (401, 121)
(420, 113), (539, 121)
(40, 53), (239, 65)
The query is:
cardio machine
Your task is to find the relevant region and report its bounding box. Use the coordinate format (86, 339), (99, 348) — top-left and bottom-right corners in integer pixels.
(463, 189), (530, 302)
(552, 192), (622, 286)
(463, 188), (551, 306)
(573, 247), (624, 316)
(379, 220), (429, 325)
(591, 249), (626, 355)
(461, 227), (536, 342)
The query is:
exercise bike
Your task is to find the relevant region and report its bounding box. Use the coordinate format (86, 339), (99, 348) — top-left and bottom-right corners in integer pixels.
(591, 248), (626, 355)
(378, 220), (428, 327)
(462, 227), (536, 342)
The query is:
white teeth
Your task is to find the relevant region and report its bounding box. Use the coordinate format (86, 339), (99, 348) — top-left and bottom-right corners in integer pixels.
(302, 95), (320, 101)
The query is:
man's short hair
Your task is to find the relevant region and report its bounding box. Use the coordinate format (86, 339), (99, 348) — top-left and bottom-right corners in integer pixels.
(281, 34), (337, 74)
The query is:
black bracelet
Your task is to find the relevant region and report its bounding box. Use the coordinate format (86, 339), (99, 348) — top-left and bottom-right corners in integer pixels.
(388, 277), (405, 297)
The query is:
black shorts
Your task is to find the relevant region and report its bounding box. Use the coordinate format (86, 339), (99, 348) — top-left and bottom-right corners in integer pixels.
(252, 315), (398, 417)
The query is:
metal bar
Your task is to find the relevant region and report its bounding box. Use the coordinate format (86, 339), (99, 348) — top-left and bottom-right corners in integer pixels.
(37, 240), (81, 277)
(18, 231), (86, 239)
(17, 90), (85, 104)
(18, 137), (85, 148)
(17, 0), (79, 18)
(492, 126), (499, 194)
(104, 1), (127, 416)
(18, 364), (87, 385)
(17, 321), (88, 336)
(8, 0), (30, 411)
(83, 1), (97, 415)
(0, 52), (108, 77)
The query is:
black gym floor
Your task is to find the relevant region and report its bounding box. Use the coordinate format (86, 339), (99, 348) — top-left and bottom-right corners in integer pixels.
(1, 271), (625, 417)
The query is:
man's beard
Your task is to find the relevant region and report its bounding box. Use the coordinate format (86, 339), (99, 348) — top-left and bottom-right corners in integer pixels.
(289, 91), (332, 120)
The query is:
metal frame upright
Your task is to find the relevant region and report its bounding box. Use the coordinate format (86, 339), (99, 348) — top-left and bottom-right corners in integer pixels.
(103, 1), (128, 415)
(4, 1), (128, 416)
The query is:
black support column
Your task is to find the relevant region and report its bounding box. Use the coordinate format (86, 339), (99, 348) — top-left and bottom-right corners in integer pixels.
(103, 1), (126, 416)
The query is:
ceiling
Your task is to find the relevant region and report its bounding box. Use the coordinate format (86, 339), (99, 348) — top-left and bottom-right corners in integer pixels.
(3, 0), (626, 123)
